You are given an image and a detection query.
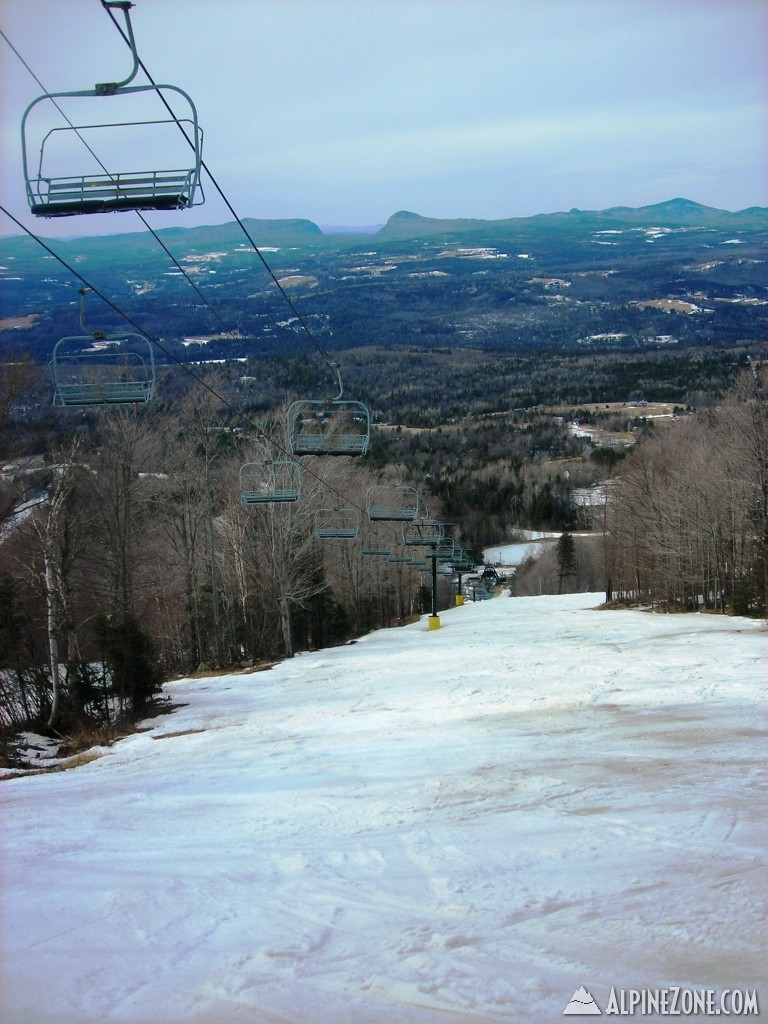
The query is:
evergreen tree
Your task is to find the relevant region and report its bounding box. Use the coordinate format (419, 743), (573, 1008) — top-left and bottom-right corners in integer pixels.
(556, 532), (577, 593)
(95, 615), (163, 716)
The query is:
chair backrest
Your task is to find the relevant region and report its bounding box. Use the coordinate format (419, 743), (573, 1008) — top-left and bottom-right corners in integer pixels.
(314, 508), (360, 539)
(365, 484), (419, 522)
(22, 85), (204, 218)
(239, 461), (300, 504)
(287, 399), (371, 457)
(49, 334), (156, 407)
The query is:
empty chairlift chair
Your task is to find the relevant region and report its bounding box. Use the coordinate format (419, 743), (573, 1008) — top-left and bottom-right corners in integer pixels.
(287, 399), (371, 457)
(239, 460), (300, 505)
(365, 485), (420, 523)
(21, 3), (204, 218)
(314, 508), (360, 539)
(49, 291), (156, 406)
(402, 519), (443, 547)
(50, 331), (156, 406)
(406, 558), (430, 569)
(360, 522), (393, 556)
(361, 541), (393, 556)
(436, 539), (456, 567)
(453, 550), (477, 573)
(432, 540), (456, 576)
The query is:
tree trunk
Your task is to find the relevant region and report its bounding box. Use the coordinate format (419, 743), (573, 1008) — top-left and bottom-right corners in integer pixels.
(280, 595), (294, 658)
(44, 552), (63, 731)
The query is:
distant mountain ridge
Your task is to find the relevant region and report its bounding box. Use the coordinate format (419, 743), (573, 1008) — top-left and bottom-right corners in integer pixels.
(3, 198), (765, 252)
(376, 198), (768, 239)
(1, 192), (765, 379)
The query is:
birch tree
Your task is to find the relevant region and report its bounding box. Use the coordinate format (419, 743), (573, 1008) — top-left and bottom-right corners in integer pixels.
(19, 445), (96, 729)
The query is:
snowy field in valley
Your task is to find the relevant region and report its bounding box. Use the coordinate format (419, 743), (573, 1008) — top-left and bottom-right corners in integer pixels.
(2, 593), (766, 1024)
(483, 534), (562, 568)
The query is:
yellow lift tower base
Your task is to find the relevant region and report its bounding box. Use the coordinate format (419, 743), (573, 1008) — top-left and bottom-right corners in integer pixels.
(428, 615), (441, 631)
(455, 594), (465, 607)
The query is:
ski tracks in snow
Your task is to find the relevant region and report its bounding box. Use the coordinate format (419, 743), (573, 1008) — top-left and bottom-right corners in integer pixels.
(2, 594), (766, 1023)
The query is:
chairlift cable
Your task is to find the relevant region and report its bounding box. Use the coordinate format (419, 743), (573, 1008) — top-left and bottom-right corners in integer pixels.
(1, 13), (414, 529)
(5, 11), (360, 418)
(100, 0), (342, 386)
(0, 27), (237, 340)
(3, 11), (352, 395)
(0, 202), (367, 516)
(4, 203), (441, 551)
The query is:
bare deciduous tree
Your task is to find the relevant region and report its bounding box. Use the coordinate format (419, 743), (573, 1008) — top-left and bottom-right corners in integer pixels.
(604, 367), (767, 616)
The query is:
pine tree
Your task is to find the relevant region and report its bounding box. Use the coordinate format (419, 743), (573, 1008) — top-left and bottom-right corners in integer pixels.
(556, 531), (577, 593)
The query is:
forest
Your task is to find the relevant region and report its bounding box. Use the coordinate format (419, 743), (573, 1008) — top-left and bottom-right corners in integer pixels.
(2, 200), (767, 369)
(1, 358), (765, 764)
(0, 201), (766, 760)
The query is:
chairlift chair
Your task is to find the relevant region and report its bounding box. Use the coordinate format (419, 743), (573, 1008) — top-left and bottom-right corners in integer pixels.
(435, 542), (457, 575)
(365, 484), (420, 522)
(360, 524), (392, 556)
(21, 3), (204, 217)
(314, 508), (360, 539)
(402, 519), (443, 546)
(50, 291), (156, 406)
(436, 539), (456, 562)
(49, 332), (156, 406)
(287, 399), (371, 457)
(239, 460), (300, 504)
(454, 551), (477, 573)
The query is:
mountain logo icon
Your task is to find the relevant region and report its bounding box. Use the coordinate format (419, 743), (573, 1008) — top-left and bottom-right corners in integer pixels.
(563, 986), (602, 1014)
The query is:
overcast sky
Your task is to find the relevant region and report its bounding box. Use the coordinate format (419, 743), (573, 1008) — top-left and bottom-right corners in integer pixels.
(0, 0), (765, 238)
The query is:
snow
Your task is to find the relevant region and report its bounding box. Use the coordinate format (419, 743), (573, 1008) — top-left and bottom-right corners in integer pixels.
(1, 593), (766, 1024)
(483, 533), (561, 567)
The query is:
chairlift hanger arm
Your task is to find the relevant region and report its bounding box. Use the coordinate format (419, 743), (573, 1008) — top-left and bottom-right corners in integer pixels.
(310, 359), (344, 402)
(330, 363), (343, 402)
(78, 287), (102, 336)
(98, 2), (139, 92)
(101, 0), (340, 376)
(75, 287), (148, 343)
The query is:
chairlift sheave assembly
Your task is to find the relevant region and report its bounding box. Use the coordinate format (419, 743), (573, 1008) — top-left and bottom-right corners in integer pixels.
(21, 2), (204, 217)
(49, 289), (156, 406)
(239, 460), (300, 505)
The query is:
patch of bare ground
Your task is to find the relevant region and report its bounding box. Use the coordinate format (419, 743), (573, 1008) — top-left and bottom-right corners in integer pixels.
(0, 313), (40, 330)
(0, 747), (105, 780)
(179, 660), (279, 679)
(151, 727), (207, 741)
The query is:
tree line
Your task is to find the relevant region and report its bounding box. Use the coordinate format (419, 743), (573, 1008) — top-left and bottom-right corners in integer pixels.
(0, 380), (462, 750)
(0, 362), (765, 758)
(513, 366), (767, 614)
(602, 365), (767, 615)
